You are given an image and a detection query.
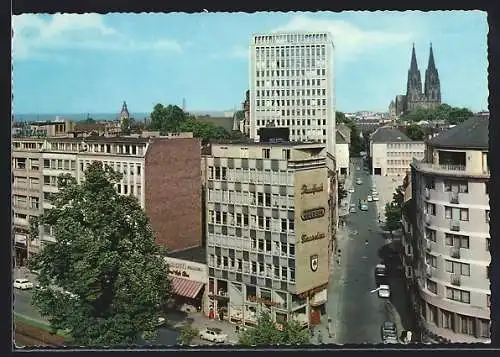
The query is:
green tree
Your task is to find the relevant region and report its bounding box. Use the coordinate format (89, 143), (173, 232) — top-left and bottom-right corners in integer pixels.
(405, 124), (425, 141)
(27, 162), (171, 347)
(401, 104), (473, 125)
(177, 325), (199, 345)
(392, 185), (405, 209)
(179, 117), (231, 144)
(149, 104), (186, 133)
(338, 183), (348, 203)
(335, 111), (347, 124)
(384, 203), (401, 237)
(238, 312), (310, 346)
(120, 116), (131, 135)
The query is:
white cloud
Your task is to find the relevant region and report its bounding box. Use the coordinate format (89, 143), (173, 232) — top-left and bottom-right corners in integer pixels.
(12, 13), (183, 61)
(272, 15), (415, 61)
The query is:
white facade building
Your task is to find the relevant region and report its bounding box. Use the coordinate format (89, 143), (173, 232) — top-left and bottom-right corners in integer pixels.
(369, 126), (425, 176)
(249, 32), (336, 171)
(335, 131), (349, 177)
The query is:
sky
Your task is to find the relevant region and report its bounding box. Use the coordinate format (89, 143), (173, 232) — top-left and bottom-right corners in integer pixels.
(12, 11), (488, 114)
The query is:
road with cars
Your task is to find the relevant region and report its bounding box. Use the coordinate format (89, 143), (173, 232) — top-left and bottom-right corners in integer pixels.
(331, 158), (413, 345)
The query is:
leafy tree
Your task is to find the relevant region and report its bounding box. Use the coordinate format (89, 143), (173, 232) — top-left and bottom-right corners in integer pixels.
(27, 162), (172, 347)
(179, 117), (231, 144)
(338, 183), (348, 203)
(335, 111), (347, 124)
(400, 104), (473, 125)
(405, 124), (425, 141)
(120, 116), (131, 135)
(149, 104), (187, 133)
(238, 312), (310, 346)
(384, 203), (402, 237)
(392, 185), (405, 209)
(177, 325), (199, 345)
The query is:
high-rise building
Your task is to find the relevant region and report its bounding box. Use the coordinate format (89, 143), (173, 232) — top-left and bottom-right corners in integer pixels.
(249, 32), (336, 170)
(404, 116), (490, 342)
(203, 138), (330, 327)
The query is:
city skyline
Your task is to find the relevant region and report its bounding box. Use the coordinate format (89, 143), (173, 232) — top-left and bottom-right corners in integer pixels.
(12, 11), (488, 114)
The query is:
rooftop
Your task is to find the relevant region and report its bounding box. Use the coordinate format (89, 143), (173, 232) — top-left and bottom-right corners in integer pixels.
(336, 131), (347, 144)
(427, 116), (489, 150)
(211, 139), (326, 147)
(167, 246), (206, 264)
(370, 126), (411, 143)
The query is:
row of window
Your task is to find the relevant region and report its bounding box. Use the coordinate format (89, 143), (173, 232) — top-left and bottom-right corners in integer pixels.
(426, 254), (471, 276)
(255, 45), (327, 58)
(13, 158), (39, 171)
(209, 211), (295, 233)
(425, 203), (480, 222)
(208, 190), (294, 208)
(257, 87), (327, 97)
(255, 69), (326, 84)
(207, 169), (292, 186)
(387, 151), (424, 157)
(255, 78), (326, 88)
(83, 143), (144, 155)
(426, 229), (491, 252)
(13, 176), (40, 190)
(256, 97), (328, 107)
(209, 255), (296, 282)
(426, 178), (489, 196)
(387, 159), (413, 166)
(13, 195), (39, 209)
(80, 162), (142, 176)
(424, 302), (490, 338)
(256, 118), (327, 128)
(387, 143), (424, 149)
(43, 159), (77, 171)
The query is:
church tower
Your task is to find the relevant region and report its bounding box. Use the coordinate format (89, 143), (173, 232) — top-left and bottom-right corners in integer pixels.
(424, 43), (441, 108)
(405, 43), (423, 111)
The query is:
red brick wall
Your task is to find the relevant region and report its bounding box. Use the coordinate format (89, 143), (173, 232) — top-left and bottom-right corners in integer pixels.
(145, 138), (202, 252)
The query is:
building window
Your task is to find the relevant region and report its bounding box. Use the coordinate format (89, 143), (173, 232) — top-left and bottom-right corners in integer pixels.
(445, 260), (470, 276)
(215, 167), (221, 180)
(444, 180), (468, 193)
(282, 149), (290, 160)
(290, 268), (295, 282)
(289, 244), (295, 256)
(208, 166), (214, 180)
(425, 228), (436, 242)
(426, 279), (437, 294)
(425, 203), (436, 216)
(281, 267), (287, 281)
(445, 233), (469, 249)
(221, 167), (227, 180)
(446, 287), (470, 304)
(281, 218), (287, 232)
(487, 294), (491, 308)
(441, 309), (454, 330)
(444, 206), (469, 221)
(485, 210), (490, 223)
(486, 238), (491, 251)
(262, 148), (270, 159)
(425, 176), (435, 189)
(428, 304), (438, 325)
(426, 253), (437, 268)
(458, 314), (476, 336)
(258, 239), (264, 252)
(485, 182), (489, 194)
(251, 262), (257, 274)
(478, 319), (490, 338)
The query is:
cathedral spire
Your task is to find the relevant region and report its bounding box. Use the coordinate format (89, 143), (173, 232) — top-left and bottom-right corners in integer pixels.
(410, 42), (419, 72)
(427, 42), (436, 70)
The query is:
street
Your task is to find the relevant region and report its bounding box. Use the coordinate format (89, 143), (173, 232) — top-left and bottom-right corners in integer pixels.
(319, 158), (415, 345)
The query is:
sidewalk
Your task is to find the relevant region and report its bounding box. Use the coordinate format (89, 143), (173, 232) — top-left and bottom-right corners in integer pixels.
(13, 267), (39, 283)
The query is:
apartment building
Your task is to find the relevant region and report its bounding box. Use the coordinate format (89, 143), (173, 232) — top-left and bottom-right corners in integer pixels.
(249, 32), (336, 171)
(12, 134), (202, 260)
(12, 138), (45, 265)
(369, 126), (425, 176)
(407, 116), (490, 342)
(203, 140), (330, 327)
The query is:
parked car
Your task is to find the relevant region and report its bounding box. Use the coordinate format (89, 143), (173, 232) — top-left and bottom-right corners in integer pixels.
(378, 284), (391, 298)
(372, 195), (380, 201)
(14, 278), (34, 290)
(371, 189), (378, 196)
(367, 195), (373, 202)
(381, 321), (398, 344)
(375, 264), (387, 278)
(348, 187), (355, 193)
(359, 199), (368, 211)
(199, 327), (228, 343)
(349, 204), (357, 213)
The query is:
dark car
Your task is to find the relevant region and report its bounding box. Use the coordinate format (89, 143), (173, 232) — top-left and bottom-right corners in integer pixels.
(381, 321), (398, 344)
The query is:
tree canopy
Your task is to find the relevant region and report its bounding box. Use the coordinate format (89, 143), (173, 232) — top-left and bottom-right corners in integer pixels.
(384, 203), (402, 235)
(336, 111), (364, 157)
(238, 312), (310, 346)
(400, 104), (473, 125)
(147, 103), (242, 144)
(28, 162), (171, 347)
(405, 124), (425, 141)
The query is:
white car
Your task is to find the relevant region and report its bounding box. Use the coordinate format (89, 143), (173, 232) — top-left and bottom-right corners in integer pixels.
(356, 178), (363, 185)
(372, 195), (380, 201)
(367, 195), (373, 202)
(348, 187), (355, 193)
(378, 285), (391, 298)
(14, 278), (34, 290)
(371, 189), (378, 196)
(199, 327), (228, 343)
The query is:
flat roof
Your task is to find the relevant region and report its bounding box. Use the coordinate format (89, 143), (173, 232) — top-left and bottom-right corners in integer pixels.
(167, 246), (206, 264)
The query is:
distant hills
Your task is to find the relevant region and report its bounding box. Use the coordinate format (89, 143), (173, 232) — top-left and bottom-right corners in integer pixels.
(12, 110), (235, 122)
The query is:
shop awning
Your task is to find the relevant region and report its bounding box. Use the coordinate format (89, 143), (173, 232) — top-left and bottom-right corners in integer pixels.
(170, 277), (204, 299)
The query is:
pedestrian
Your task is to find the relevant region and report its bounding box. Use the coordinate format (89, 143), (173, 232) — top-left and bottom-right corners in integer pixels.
(327, 317), (333, 338)
(365, 240), (368, 246)
(235, 325), (240, 334)
(317, 330), (323, 344)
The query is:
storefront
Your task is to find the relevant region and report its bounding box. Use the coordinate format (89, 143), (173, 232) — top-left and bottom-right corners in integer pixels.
(164, 257), (208, 314)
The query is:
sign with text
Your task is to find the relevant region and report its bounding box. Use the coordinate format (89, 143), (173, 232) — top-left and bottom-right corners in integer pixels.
(301, 232), (326, 244)
(301, 207), (326, 221)
(301, 183), (324, 195)
(164, 257), (208, 283)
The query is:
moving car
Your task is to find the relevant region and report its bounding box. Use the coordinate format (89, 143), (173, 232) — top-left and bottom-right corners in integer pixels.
(349, 203), (357, 214)
(378, 284), (391, 298)
(199, 327), (228, 343)
(367, 195), (373, 202)
(359, 199), (368, 211)
(375, 264), (387, 278)
(381, 321), (398, 344)
(14, 278), (34, 290)
(356, 178), (363, 185)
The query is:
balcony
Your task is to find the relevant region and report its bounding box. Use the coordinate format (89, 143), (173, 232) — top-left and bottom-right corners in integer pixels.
(424, 188), (430, 199)
(425, 264), (432, 278)
(450, 220), (460, 232)
(449, 192), (459, 204)
(425, 239), (432, 252)
(412, 158), (488, 178)
(424, 214), (431, 226)
(450, 273), (461, 286)
(450, 246), (461, 259)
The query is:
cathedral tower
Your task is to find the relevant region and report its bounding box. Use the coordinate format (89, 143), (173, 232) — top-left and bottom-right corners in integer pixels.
(405, 43), (423, 110)
(424, 43), (441, 108)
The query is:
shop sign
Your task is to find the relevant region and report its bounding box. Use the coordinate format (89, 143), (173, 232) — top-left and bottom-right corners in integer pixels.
(301, 207), (326, 221)
(301, 183), (324, 195)
(301, 232), (326, 244)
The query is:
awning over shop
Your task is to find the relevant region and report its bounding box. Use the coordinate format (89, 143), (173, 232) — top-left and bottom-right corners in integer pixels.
(310, 288), (327, 307)
(170, 277), (204, 299)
